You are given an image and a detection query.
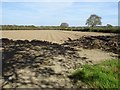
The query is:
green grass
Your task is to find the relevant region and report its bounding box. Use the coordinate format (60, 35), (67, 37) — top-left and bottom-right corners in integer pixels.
(69, 59), (119, 88)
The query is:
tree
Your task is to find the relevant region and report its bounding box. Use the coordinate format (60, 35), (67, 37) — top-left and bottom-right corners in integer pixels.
(60, 22), (69, 27)
(107, 24), (113, 27)
(86, 14), (102, 27)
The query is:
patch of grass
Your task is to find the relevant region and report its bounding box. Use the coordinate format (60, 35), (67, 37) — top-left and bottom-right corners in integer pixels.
(69, 59), (119, 88)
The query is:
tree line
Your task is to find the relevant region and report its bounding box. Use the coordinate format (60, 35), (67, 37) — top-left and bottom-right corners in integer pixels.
(1, 25), (119, 33)
(1, 14), (119, 33)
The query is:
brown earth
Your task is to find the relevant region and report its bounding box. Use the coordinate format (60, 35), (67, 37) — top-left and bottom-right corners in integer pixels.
(0, 30), (119, 88)
(1, 30), (114, 44)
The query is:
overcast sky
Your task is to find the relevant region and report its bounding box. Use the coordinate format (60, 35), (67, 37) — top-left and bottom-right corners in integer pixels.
(1, 0), (119, 26)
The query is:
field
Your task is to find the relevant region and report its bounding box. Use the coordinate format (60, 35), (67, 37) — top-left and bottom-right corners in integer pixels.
(1, 1), (119, 88)
(0, 30), (119, 88)
(1, 30), (113, 44)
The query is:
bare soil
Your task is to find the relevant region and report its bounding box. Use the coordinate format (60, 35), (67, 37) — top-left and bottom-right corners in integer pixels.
(0, 30), (118, 88)
(1, 30), (113, 44)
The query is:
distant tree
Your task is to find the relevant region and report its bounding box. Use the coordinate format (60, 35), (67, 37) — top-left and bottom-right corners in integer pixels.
(107, 24), (113, 27)
(86, 14), (102, 27)
(60, 22), (69, 27)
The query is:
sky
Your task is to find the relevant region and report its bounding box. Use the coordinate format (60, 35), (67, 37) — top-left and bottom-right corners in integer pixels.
(1, 0), (119, 26)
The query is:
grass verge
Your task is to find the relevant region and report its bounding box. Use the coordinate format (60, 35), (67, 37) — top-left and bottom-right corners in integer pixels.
(69, 59), (119, 88)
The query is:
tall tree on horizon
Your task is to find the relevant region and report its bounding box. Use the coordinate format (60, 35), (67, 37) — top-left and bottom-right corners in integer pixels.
(86, 14), (102, 27)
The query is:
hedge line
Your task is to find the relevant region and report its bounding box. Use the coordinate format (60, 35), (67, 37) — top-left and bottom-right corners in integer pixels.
(1, 25), (120, 33)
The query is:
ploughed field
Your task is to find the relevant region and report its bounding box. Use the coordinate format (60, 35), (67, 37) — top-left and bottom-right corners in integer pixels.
(0, 30), (119, 88)
(1, 30), (113, 44)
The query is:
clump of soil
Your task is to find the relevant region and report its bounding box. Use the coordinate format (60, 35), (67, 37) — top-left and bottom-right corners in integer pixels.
(63, 35), (120, 55)
(1, 39), (83, 88)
